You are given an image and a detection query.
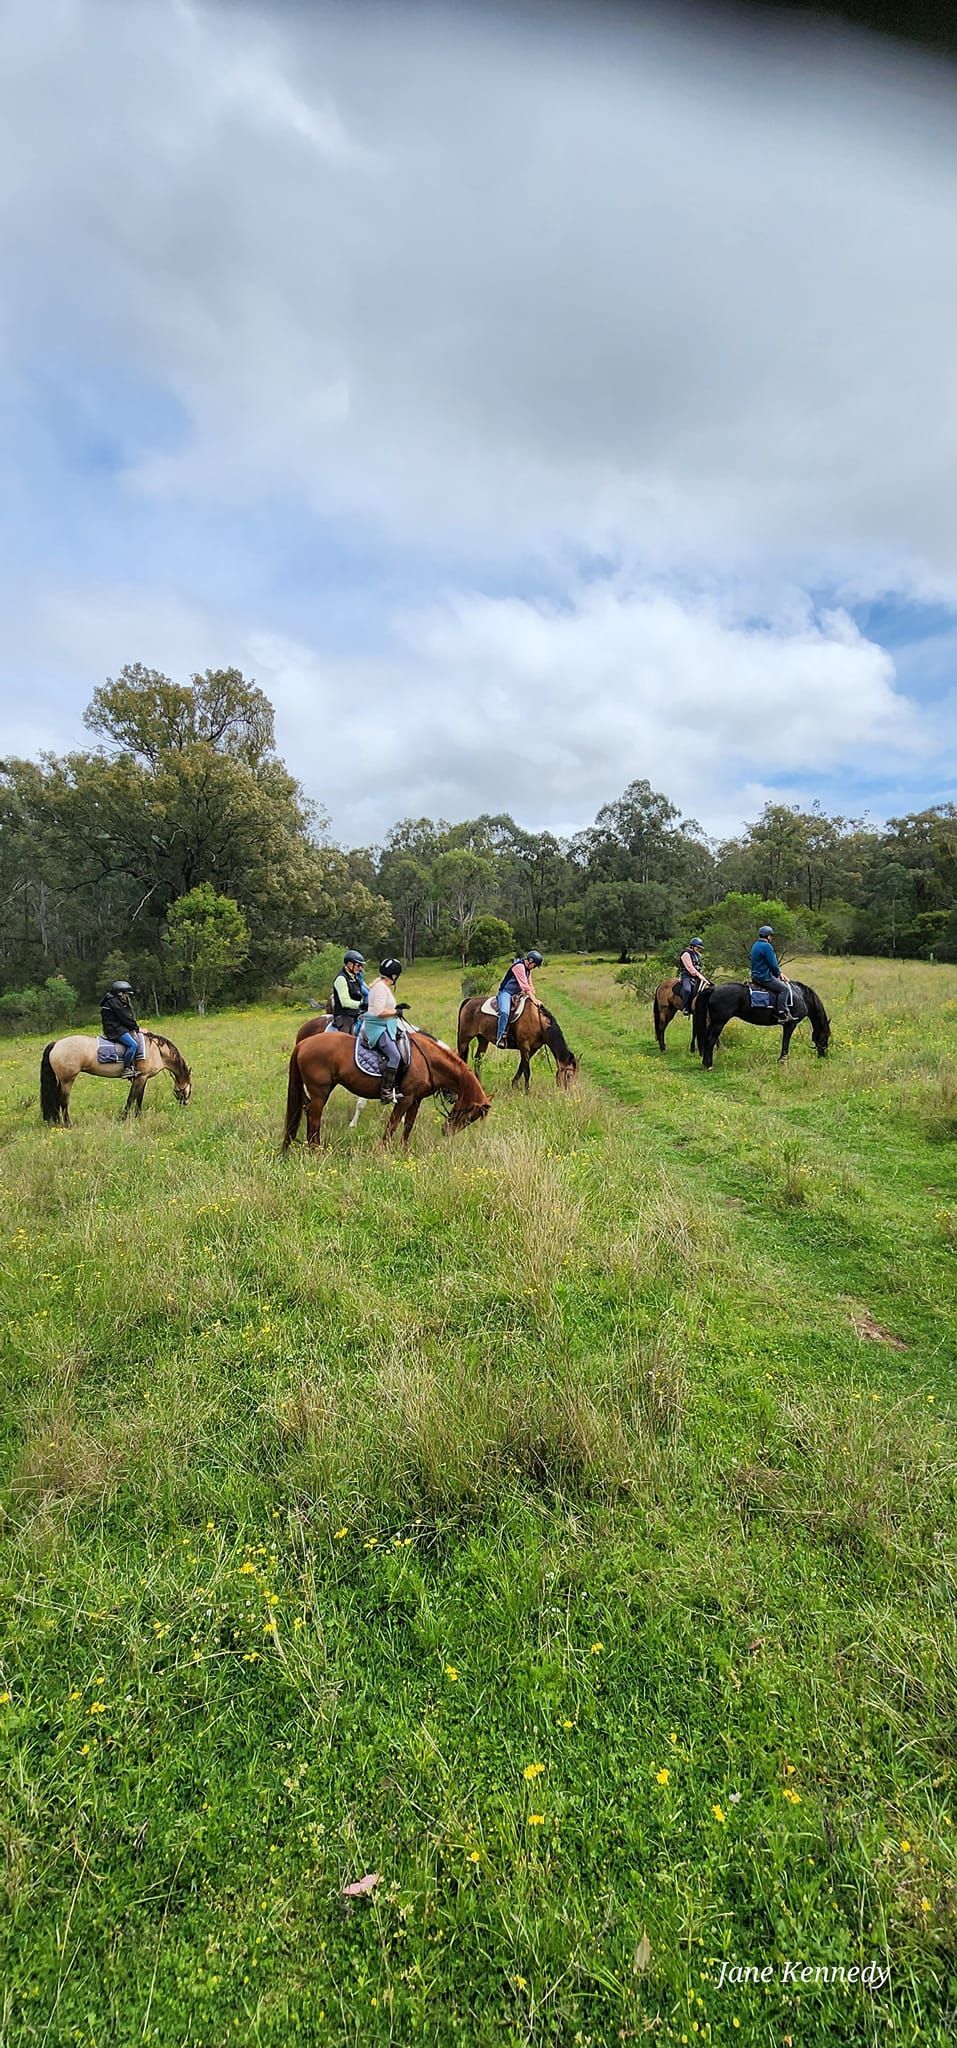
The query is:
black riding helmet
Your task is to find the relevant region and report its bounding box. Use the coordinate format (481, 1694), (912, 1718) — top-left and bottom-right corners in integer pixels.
(527, 949), (544, 967)
(379, 957), (403, 980)
(343, 950), (365, 967)
(110, 980), (134, 994)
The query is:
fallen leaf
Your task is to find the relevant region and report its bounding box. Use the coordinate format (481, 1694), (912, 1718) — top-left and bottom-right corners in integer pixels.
(634, 1929), (651, 1972)
(341, 1872), (382, 1897)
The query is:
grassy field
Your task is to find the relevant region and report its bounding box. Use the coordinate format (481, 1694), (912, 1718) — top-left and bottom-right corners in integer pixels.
(1, 955), (956, 2048)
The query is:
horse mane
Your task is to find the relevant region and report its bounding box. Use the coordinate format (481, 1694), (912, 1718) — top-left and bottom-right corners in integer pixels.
(144, 1029), (190, 1077)
(791, 981), (830, 1038)
(539, 1005), (578, 1068)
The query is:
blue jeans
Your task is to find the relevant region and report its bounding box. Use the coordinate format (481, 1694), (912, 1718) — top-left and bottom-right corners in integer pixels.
(118, 1030), (140, 1068)
(497, 990), (513, 1043)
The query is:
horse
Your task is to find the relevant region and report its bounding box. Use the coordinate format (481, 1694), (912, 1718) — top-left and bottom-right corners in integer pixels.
(456, 995), (579, 1091)
(696, 980), (831, 1071)
(653, 976), (711, 1052)
(40, 1031), (192, 1125)
(282, 1016), (491, 1149)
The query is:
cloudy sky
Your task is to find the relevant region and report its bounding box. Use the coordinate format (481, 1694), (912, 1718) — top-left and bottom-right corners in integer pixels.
(1, 0), (955, 846)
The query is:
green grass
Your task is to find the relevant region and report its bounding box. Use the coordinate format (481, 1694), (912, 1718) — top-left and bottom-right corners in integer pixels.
(1, 956), (956, 2047)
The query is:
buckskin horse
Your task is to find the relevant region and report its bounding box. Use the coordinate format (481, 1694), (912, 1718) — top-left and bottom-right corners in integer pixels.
(40, 1031), (192, 1125)
(282, 1017), (491, 1149)
(696, 980), (831, 1071)
(653, 976), (712, 1052)
(456, 995), (578, 1091)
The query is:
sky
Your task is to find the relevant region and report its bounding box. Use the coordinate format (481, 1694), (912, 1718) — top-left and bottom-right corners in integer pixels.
(1, 0), (955, 848)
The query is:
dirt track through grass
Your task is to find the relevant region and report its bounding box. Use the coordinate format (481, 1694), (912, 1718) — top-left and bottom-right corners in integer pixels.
(1, 957), (955, 2046)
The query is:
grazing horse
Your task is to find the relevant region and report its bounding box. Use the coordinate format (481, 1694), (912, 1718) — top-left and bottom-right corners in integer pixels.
(697, 980), (831, 1071)
(283, 1017), (491, 1149)
(653, 976), (711, 1052)
(456, 995), (579, 1091)
(40, 1031), (192, 1125)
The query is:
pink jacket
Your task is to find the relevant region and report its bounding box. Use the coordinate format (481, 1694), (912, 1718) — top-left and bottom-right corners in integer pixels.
(511, 960), (534, 998)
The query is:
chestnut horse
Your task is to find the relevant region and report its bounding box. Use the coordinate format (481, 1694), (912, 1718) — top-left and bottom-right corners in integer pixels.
(456, 996), (578, 1091)
(40, 1031), (192, 1125)
(282, 1018), (491, 1149)
(652, 976), (711, 1052)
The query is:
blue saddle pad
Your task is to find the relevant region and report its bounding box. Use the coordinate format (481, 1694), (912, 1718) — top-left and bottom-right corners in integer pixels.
(747, 985), (775, 1009)
(97, 1032), (145, 1064)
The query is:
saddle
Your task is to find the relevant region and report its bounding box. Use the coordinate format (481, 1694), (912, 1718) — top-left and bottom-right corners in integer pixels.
(97, 1030), (146, 1065)
(479, 993), (529, 1022)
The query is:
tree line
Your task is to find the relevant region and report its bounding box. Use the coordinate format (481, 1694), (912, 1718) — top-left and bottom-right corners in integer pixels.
(1, 663), (954, 1021)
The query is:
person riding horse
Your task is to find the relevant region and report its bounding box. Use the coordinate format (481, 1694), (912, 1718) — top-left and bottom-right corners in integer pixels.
(360, 958), (409, 1103)
(100, 979), (143, 1079)
(678, 937), (705, 1016)
(496, 950), (544, 1047)
(330, 949), (369, 1033)
(749, 925), (789, 1020)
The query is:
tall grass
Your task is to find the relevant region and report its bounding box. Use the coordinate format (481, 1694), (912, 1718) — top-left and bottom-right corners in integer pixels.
(0, 956), (955, 2045)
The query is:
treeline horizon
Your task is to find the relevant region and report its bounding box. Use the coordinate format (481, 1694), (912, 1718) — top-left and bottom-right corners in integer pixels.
(1, 663), (955, 1020)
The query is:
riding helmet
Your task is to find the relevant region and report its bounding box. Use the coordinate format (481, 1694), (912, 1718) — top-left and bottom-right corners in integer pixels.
(691, 936), (704, 947)
(758, 925), (774, 938)
(379, 957), (403, 980)
(343, 950), (365, 966)
(110, 980), (134, 993)
(527, 949), (544, 967)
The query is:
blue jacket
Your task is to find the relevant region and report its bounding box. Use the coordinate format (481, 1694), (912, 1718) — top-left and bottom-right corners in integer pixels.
(750, 938), (782, 982)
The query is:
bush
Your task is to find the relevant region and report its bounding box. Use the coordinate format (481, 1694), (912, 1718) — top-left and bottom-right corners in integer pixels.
(615, 955), (676, 1003)
(0, 976), (78, 1034)
(286, 945), (352, 1010)
(467, 915), (515, 965)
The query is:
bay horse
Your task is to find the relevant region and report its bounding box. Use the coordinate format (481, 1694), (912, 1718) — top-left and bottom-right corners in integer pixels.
(696, 981), (831, 1071)
(282, 1018), (491, 1149)
(653, 976), (711, 1052)
(456, 996), (578, 1091)
(40, 1031), (192, 1125)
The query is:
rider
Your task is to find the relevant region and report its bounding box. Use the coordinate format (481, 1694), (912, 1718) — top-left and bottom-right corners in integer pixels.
(496, 950), (544, 1048)
(100, 979), (143, 1078)
(749, 925), (789, 1020)
(330, 949), (369, 1033)
(678, 936), (705, 1016)
(360, 958), (407, 1103)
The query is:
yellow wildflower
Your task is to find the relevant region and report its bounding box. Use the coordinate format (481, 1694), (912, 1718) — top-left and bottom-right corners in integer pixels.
(782, 1788), (801, 1805)
(444, 1665), (458, 1682)
(901, 1839), (912, 1853)
(920, 1898), (932, 1912)
(468, 1850), (481, 1863)
(0, 1692), (11, 1706)
(669, 1730), (678, 1744)
(513, 1975), (527, 1990)
(334, 1527), (348, 1539)
(561, 1718), (574, 1729)
(87, 1702), (106, 1715)
(590, 1642), (603, 1655)
(523, 1763), (545, 1781)
(238, 1562), (256, 1576)
(527, 1813), (545, 1826)
(712, 1804), (726, 1823)
(656, 1768), (670, 1786)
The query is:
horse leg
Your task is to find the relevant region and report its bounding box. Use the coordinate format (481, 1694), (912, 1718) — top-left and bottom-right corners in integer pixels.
(122, 1078), (146, 1121)
(472, 1039), (484, 1080)
(306, 1085), (331, 1146)
(779, 1022), (797, 1062)
(400, 1099), (422, 1146)
(511, 1054), (529, 1091)
(379, 1099), (405, 1147)
(348, 1096), (367, 1130)
(60, 1079), (73, 1127)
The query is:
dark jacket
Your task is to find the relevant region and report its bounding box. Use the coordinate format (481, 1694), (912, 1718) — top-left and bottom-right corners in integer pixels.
(498, 958), (527, 998)
(100, 989), (139, 1040)
(750, 939), (782, 983)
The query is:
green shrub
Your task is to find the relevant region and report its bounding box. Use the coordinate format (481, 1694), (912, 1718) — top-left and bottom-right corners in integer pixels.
(467, 915), (515, 965)
(0, 975), (78, 1033)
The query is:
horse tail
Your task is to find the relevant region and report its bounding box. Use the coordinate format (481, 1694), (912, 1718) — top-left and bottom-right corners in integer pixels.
(456, 998), (472, 1062)
(40, 1042), (61, 1124)
(694, 986), (712, 1062)
(653, 986), (666, 1049)
(282, 1046), (305, 1151)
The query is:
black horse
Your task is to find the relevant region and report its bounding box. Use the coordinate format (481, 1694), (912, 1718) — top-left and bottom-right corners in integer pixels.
(696, 980), (830, 1070)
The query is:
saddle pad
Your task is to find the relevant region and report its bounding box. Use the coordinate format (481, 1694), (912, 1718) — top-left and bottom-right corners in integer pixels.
(747, 985), (775, 1009)
(354, 1035), (381, 1078)
(479, 993), (529, 1020)
(97, 1031), (145, 1064)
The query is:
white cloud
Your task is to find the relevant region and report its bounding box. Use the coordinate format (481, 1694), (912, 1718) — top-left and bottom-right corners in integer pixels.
(5, 576), (930, 844)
